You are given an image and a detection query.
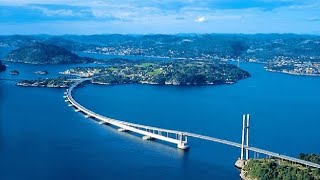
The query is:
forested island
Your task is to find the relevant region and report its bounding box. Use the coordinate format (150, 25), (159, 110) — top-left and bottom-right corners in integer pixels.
(18, 60), (250, 87)
(238, 154), (320, 180)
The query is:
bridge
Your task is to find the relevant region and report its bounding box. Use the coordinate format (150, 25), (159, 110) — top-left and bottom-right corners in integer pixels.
(64, 78), (320, 169)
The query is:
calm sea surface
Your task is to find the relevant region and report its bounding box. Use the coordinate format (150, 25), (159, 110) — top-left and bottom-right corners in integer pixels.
(0, 60), (320, 180)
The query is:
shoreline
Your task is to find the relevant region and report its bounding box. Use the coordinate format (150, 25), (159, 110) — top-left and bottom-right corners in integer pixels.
(17, 79), (238, 88)
(266, 69), (320, 77)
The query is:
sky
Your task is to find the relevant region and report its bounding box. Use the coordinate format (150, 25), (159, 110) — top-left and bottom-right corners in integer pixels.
(0, 0), (319, 35)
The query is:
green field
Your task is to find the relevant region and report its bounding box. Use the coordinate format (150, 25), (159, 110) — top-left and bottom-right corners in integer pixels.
(107, 67), (119, 71)
(147, 68), (163, 76)
(135, 63), (156, 67)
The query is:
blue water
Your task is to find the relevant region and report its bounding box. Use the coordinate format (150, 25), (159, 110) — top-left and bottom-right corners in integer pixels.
(77, 51), (177, 61)
(1, 61), (320, 180)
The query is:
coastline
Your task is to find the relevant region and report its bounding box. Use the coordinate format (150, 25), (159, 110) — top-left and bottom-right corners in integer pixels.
(235, 159), (254, 180)
(18, 78), (238, 88)
(266, 69), (320, 77)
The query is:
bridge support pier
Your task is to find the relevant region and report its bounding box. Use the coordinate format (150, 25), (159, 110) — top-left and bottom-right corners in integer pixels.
(177, 134), (189, 150)
(142, 136), (154, 140)
(118, 128), (128, 132)
(99, 121), (107, 125)
(177, 142), (189, 150)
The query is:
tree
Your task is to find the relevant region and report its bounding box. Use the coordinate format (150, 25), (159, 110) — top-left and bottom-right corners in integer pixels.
(231, 41), (248, 57)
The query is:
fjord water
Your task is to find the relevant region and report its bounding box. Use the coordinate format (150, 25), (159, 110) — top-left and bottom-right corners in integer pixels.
(1, 62), (320, 180)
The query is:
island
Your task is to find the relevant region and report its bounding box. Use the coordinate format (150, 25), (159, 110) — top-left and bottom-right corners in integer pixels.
(4, 42), (93, 64)
(237, 154), (320, 180)
(18, 60), (250, 88)
(34, 70), (49, 75)
(64, 60), (250, 85)
(10, 70), (19, 75)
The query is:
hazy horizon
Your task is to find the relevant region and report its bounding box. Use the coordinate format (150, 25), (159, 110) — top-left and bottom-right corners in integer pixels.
(1, 32), (320, 36)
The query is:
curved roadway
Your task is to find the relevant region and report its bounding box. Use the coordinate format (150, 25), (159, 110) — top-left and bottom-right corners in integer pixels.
(65, 79), (320, 169)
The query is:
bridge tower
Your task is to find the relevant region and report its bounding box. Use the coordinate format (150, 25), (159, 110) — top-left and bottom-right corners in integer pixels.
(240, 114), (250, 160)
(246, 114), (250, 159)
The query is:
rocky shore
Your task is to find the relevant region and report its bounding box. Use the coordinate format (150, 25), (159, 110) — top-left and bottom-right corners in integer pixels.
(235, 159), (254, 180)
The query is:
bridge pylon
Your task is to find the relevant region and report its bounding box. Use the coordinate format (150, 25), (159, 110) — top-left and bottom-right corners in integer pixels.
(240, 114), (250, 160)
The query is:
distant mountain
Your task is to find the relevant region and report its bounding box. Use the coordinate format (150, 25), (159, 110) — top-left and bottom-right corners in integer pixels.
(1, 34), (320, 62)
(60, 34), (320, 61)
(0, 35), (43, 47)
(0, 60), (6, 72)
(5, 43), (93, 64)
(43, 37), (96, 51)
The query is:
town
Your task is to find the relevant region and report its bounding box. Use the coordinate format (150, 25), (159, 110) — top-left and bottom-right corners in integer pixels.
(266, 56), (320, 76)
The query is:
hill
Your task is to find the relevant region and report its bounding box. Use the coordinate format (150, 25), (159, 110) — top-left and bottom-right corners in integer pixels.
(4, 43), (93, 64)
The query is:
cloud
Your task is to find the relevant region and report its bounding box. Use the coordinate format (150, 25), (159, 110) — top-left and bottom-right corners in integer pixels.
(31, 6), (81, 17)
(0, 0), (319, 34)
(307, 17), (320, 22)
(195, 17), (207, 23)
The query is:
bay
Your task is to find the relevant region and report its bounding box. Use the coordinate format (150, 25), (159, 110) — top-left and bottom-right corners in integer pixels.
(0, 61), (319, 180)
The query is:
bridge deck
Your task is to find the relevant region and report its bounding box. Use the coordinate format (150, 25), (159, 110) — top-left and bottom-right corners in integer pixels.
(66, 79), (320, 169)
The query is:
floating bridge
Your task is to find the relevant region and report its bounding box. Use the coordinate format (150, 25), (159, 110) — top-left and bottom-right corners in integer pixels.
(64, 79), (320, 169)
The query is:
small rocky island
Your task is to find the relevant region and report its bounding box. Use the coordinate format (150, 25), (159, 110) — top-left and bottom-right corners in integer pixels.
(236, 154), (320, 180)
(10, 70), (19, 75)
(34, 70), (49, 75)
(18, 60), (250, 88)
